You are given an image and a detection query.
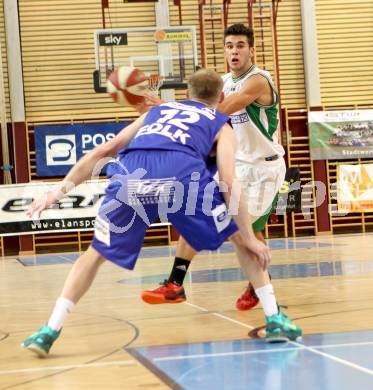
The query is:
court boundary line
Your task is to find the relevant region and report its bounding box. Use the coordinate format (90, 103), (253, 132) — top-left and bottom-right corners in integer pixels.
(126, 347), (183, 390)
(153, 346), (299, 361)
(185, 302), (255, 330)
(152, 340), (373, 362)
(1, 315), (140, 389)
(0, 360), (136, 376)
(290, 340), (373, 376)
(185, 301), (373, 377)
(124, 302), (257, 390)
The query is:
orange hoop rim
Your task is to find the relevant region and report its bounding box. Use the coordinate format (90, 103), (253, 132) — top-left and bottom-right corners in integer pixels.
(147, 75), (165, 92)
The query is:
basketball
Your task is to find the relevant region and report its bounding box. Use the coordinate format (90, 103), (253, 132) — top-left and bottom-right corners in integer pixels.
(107, 66), (148, 106)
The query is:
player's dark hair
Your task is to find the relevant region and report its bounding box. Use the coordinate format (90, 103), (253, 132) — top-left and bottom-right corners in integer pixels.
(224, 23), (254, 47)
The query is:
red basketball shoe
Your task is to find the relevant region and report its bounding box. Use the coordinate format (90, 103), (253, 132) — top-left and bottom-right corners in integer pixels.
(236, 283), (259, 311)
(141, 280), (186, 304)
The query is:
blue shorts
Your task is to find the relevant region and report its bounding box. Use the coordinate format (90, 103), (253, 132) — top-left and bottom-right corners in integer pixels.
(92, 150), (238, 269)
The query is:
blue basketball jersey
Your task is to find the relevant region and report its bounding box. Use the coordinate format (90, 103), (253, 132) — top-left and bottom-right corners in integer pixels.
(125, 100), (229, 161)
(94, 100), (236, 269)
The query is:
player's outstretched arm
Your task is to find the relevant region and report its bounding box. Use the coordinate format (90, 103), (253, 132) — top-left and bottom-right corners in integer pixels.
(217, 75), (268, 115)
(215, 123), (271, 269)
(26, 114), (146, 219)
(135, 93), (164, 114)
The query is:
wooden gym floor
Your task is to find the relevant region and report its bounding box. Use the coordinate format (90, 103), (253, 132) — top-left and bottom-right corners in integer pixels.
(1, 233), (373, 389)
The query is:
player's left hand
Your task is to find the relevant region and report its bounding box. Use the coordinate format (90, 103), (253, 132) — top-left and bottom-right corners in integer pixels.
(26, 191), (59, 220)
(246, 238), (271, 270)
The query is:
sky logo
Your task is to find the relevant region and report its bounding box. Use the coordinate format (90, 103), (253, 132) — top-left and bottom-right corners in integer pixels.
(46, 135), (77, 166)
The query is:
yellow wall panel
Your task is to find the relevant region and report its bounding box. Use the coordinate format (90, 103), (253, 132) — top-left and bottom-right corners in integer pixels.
(315, 0), (373, 106)
(276, 0), (306, 110)
(0, 0), (11, 120)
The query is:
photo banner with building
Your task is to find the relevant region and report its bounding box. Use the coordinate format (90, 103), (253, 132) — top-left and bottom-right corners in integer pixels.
(309, 110), (373, 160)
(337, 164), (373, 213)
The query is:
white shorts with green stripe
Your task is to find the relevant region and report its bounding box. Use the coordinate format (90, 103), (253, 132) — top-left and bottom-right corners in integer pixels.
(235, 158), (286, 232)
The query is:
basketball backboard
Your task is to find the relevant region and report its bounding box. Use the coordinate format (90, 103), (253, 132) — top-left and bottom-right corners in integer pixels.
(93, 26), (198, 93)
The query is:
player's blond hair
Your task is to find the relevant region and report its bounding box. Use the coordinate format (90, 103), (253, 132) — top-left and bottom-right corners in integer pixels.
(188, 68), (223, 105)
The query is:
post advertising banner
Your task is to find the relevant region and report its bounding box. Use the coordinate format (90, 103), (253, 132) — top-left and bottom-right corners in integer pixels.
(0, 180), (108, 236)
(309, 110), (373, 160)
(35, 121), (131, 176)
(337, 164), (373, 213)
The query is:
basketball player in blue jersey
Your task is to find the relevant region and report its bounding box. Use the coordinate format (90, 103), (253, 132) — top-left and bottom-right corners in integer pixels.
(141, 24), (302, 341)
(22, 68), (272, 358)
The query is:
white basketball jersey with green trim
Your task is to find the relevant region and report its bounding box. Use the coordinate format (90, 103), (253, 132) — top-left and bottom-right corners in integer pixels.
(222, 65), (285, 164)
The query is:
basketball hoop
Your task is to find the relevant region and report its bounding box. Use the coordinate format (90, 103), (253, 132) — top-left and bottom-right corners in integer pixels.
(147, 75), (165, 97)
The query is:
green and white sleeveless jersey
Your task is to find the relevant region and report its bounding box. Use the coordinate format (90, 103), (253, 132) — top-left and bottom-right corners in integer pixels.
(222, 65), (285, 164)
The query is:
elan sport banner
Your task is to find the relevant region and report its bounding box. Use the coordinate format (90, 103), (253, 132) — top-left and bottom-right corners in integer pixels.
(35, 121), (131, 176)
(309, 110), (373, 160)
(337, 164), (373, 213)
(0, 180), (108, 236)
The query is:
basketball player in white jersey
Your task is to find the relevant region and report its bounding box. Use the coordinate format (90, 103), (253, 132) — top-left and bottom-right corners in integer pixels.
(141, 24), (301, 341)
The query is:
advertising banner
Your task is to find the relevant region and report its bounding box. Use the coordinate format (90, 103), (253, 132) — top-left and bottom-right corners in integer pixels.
(0, 180), (108, 236)
(309, 110), (373, 160)
(275, 167), (302, 214)
(35, 121), (131, 176)
(337, 164), (373, 213)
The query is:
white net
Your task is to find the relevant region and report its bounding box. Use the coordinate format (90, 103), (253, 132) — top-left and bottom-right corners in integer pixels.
(147, 75), (165, 97)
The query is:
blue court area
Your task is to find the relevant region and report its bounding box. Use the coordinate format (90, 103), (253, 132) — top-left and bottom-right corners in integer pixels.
(17, 238), (335, 266)
(128, 330), (373, 390)
(119, 259), (373, 284)
(17, 237), (372, 284)
(17, 252), (79, 266)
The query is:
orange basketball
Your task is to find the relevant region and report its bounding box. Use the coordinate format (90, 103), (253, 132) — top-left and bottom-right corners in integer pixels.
(107, 66), (148, 106)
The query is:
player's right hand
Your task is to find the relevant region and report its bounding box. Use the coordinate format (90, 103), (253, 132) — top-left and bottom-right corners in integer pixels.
(26, 191), (59, 220)
(144, 93), (164, 108)
(246, 239), (271, 270)
(134, 93), (164, 114)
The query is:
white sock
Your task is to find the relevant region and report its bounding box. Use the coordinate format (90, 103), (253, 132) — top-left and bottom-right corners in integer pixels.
(255, 284), (278, 317)
(47, 297), (75, 331)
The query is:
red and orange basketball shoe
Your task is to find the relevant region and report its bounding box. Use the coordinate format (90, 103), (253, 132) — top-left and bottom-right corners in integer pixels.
(236, 283), (259, 311)
(141, 280), (186, 304)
